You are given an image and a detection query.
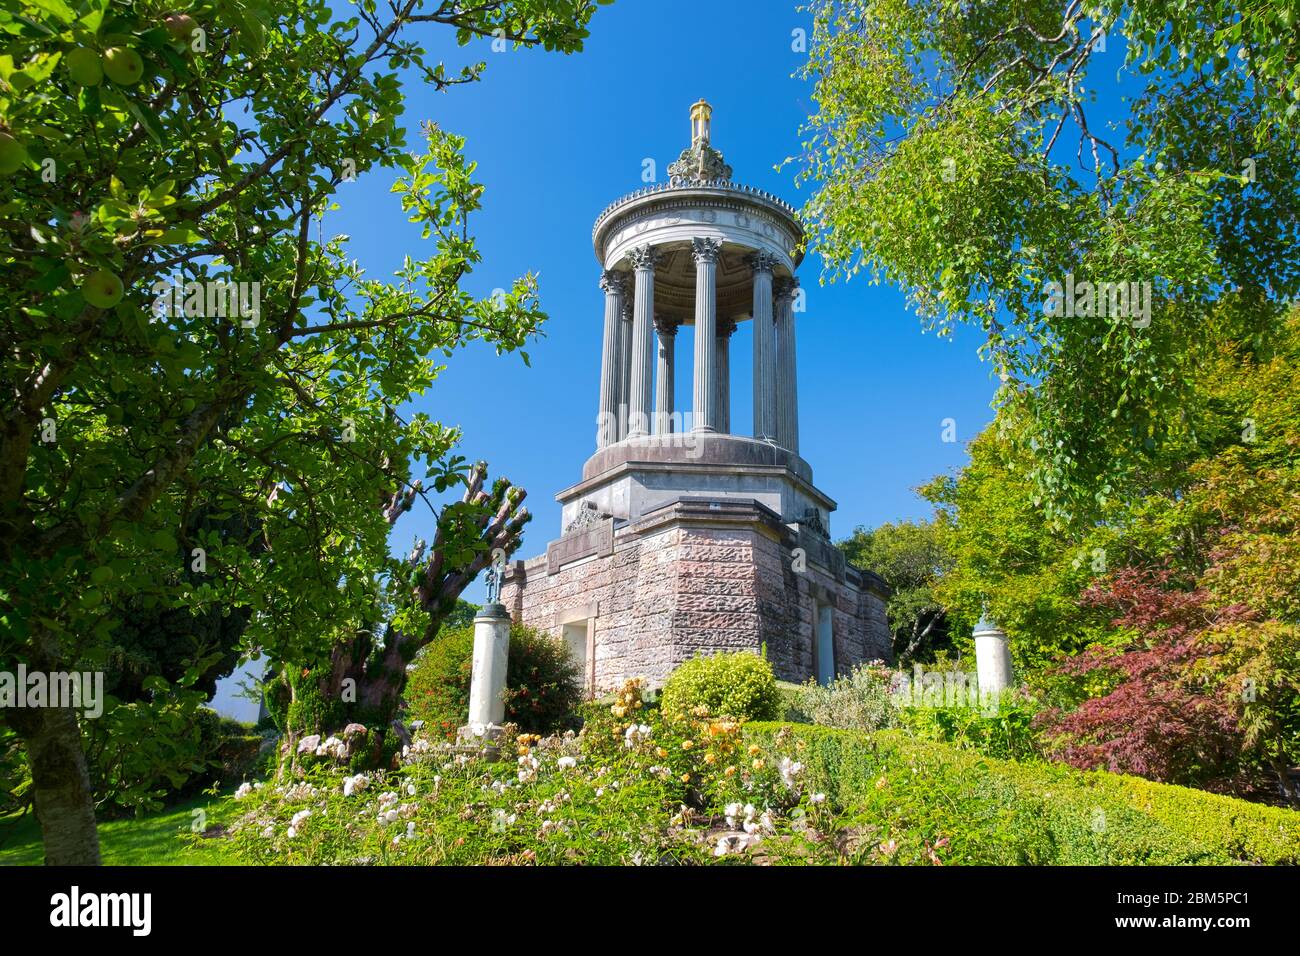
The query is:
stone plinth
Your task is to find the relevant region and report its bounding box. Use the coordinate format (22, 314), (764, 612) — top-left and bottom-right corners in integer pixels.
(462, 603), (511, 739)
(974, 617), (1014, 698)
(559, 433), (831, 536)
(503, 497), (890, 693)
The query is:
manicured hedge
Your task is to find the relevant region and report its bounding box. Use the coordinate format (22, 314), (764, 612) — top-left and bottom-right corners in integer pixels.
(743, 723), (1300, 865)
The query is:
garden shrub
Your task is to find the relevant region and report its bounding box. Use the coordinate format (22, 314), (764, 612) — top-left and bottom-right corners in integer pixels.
(205, 693), (1300, 867)
(896, 694), (1041, 760)
(660, 651), (782, 722)
(787, 662), (897, 731)
(404, 622), (583, 740)
(743, 723), (1300, 864)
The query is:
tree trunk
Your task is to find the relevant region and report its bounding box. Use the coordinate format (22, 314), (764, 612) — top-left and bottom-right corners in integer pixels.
(10, 705), (100, 865)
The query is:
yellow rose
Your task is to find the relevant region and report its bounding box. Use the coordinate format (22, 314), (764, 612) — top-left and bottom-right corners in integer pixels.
(724, 765), (737, 776)
(681, 740), (694, 750)
(752, 759), (765, 770)
(747, 744), (761, 756)
(703, 753), (717, 765)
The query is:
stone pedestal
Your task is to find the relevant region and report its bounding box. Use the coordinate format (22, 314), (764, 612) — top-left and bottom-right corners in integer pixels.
(974, 616), (1013, 701)
(461, 603), (511, 740)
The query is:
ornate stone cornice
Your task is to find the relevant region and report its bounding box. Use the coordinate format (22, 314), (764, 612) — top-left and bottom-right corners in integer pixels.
(629, 244), (662, 271)
(599, 269), (629, 296)
(746, 250), (780, 275)
(592, 181), (802, 261)
(691, 236), (722, 264)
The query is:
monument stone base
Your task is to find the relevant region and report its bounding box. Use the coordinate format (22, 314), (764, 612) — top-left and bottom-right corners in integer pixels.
(503, 438), (891, 696)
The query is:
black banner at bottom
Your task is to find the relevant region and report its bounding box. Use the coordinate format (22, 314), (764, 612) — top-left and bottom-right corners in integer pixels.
(0, 863), (1284, 942)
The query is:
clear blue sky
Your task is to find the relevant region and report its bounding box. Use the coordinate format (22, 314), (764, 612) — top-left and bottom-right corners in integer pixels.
(213, 0), (1144, 718)
(335, 0), (1007, 606)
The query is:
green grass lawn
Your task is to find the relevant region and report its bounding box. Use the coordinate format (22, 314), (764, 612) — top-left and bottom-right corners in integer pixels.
(0, 792), (242, 866)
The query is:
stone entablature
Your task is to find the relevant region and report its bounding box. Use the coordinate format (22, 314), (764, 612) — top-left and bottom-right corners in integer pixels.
(594, 183), (803, 274)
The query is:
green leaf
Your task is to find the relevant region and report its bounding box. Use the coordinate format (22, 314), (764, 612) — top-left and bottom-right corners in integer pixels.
(124, 99), (166, 145)
(153, 226), (203, 244)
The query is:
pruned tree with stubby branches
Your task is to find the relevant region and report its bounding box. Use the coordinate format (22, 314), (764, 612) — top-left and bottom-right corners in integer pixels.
(272, 460), (531, 771)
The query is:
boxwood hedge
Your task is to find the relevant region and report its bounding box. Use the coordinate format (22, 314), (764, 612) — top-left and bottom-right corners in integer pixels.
(743, 723), (1300, 865)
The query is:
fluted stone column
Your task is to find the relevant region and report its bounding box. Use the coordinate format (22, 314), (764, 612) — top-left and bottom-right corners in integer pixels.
(617, 296), (633, 440)
(774, 276), (800, 453)
(597, 270), (627, 448)
(654, 315), (677, 435)
(749, 251), (778, 442)
(627, 244), (660, 439)
(691, 238), (722, 433)
(715, 316), (736, 434)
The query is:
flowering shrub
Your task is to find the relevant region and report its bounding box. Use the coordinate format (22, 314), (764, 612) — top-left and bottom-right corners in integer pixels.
(404, 623), (583, 741)
(207, 678), (835, 865)
(788, 661), (897, 731)
(659, 652), (782, 723)
(196, 678), (1300, 866)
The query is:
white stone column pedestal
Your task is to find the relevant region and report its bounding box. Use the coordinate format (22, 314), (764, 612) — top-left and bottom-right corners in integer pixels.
(461, 603), (512, 741)
(973, 615), (1013, 709)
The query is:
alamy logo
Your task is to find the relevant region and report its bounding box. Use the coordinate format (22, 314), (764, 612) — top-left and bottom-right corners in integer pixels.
(889, 666), (1000, 716)
(1043, 272), (1152, 328)
(0, 666), (104, 719)
(151, 278), (261, 327)
(50, 886), (151, 936)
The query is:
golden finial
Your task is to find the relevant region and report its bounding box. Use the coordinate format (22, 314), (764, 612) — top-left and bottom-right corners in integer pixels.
(690, 99), (712, 146)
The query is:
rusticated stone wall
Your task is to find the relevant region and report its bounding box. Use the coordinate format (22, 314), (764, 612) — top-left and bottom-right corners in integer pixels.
(502, 498), (890, 694)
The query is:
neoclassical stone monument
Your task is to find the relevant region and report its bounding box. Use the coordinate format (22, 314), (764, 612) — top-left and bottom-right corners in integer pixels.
(502, 101), (890, 694)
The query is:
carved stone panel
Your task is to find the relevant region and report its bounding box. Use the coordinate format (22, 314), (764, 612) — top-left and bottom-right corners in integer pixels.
(547, 517), (615, 575)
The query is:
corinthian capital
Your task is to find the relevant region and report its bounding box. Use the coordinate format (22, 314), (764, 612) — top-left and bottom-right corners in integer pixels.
(654, 314), (679, 336)
(629, 244), (662, 271)
(716, 316), (738, 337)
(599, 269), (628, 295)
(691, 237), (723, 264)
(774, 275), (800, 301)
(746, 250), (780, 275)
